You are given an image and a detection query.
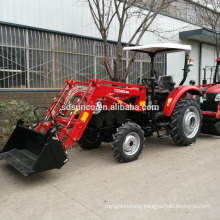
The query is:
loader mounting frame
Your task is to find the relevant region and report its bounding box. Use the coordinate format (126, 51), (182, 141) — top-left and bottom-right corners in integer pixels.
(36, 79), (146, 150)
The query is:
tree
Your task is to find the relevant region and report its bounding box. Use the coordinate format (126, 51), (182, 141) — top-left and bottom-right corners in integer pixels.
(186, 0), (220, 58)
(86, 0), (175, 82)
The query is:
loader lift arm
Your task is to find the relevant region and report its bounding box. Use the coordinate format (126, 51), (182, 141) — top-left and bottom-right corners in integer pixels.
(36, 79), (146, 151)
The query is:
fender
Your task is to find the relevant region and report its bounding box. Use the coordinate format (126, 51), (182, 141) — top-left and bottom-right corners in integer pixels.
(163, 85), (201, 116)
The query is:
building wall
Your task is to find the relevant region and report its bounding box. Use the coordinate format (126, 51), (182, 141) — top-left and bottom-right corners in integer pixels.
(201, 43), (216, 83)
(0, 0), (217, 85)
(167, 40), (200, 85)
(0, 0), (199, 43)
(0, 90), (58, 107)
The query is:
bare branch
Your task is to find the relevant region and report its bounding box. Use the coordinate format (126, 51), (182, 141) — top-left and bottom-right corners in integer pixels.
(185, 0), (220, 57)
(87, 0), (176, 81)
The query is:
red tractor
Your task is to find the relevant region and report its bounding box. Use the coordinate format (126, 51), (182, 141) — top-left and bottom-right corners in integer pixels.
(197, 59), (220, 135)
(0, 43), (202, 176)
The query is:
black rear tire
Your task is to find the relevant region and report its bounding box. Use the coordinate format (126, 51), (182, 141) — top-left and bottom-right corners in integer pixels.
(78, 131), (103, 150)
(171, 98), (201, 146)
(111, 122), (144, 162)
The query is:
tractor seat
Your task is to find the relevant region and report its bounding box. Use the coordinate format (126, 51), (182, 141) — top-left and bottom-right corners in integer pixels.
(155, 75), (175, 93)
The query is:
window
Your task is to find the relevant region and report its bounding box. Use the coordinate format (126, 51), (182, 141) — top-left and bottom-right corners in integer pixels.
(0, 24), (166, 89)
(0, 47), (26, 88)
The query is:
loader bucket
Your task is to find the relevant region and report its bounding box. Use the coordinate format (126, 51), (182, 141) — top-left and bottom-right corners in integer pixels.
(0, 120), (68, 176)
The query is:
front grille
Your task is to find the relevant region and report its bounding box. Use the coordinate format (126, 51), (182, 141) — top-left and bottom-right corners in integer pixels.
(206, 93), (217, 101)
(201, 101), (218, 112)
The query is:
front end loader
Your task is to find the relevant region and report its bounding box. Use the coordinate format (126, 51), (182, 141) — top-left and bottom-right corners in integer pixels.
(0, 79), (146, 176)
(0, 43), (202, 176)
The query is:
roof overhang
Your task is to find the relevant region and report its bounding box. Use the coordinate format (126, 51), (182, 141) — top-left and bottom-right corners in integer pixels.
(123, 43), (191, 54)
(179, 28), (218, 45)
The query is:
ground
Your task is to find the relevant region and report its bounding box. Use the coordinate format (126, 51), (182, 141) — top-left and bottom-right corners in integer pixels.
(0, 133), (220, 220)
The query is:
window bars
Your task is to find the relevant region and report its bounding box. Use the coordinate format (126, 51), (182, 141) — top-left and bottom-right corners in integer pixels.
(0, 24), (166, 89)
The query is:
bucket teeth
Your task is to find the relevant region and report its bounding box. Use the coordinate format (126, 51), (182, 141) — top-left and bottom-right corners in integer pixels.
(64, 158), (69, 163)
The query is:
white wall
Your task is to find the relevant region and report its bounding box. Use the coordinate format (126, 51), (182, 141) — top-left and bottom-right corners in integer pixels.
(167, 40), (200, 85)
(200, 44), (216, 84)
(0, 0), (198, 43)
(201, 44), (216, 68)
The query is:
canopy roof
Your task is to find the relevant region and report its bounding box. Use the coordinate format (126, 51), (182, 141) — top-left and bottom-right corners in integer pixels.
(123, 43), (191, 54)
(180, 28), (218, 45)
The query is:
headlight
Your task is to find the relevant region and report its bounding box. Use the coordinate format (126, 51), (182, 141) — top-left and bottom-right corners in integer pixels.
(203, 93), (206, 100)
(93, 100), (102, 114)
(215, 94), (220, 101)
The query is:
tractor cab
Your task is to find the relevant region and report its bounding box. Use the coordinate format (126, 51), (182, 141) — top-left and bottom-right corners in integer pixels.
(201, 59), (220, 136)
(124, 43), (201, 142)
(124, 43), (194, 109)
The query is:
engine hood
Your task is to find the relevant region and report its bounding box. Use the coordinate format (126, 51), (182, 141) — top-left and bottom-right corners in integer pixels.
(206, 84), (220, 94)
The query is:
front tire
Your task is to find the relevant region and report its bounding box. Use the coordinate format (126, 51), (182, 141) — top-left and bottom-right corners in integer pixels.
(171, 98), (201, 146)
(111, 122), (144, 162)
